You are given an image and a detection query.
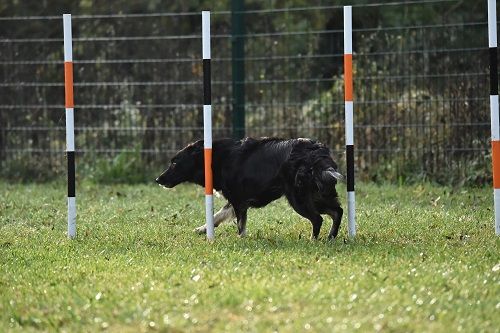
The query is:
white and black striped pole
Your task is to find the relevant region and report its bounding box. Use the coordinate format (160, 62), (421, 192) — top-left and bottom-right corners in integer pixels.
(63, 14), (76, 238)
(488, 0), (500, 235)
(344, 6), (356, 237)
(202, 11), (215, 240)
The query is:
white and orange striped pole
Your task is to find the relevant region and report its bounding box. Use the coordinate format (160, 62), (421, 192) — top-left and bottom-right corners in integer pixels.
(344, 6), (356, 237)
(63, 14), (76, 238)
(488, 0), (500, 235)
(202, 11), (215, 240)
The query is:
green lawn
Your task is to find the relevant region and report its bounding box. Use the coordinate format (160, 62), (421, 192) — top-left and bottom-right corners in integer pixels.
(0, 181), (499, 332)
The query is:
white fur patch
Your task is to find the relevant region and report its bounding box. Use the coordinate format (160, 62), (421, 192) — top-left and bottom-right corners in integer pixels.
(328, 170), (344, 181)
(194, 225), (207, 234)
(194, 203), (235, 233)
(214, 205), (235, 225)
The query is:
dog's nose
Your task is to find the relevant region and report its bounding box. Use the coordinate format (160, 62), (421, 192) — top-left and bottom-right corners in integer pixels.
(155, 177), (159, 183)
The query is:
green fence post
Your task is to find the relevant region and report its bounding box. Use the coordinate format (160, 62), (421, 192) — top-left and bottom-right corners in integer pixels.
(231, 0), (245, 139)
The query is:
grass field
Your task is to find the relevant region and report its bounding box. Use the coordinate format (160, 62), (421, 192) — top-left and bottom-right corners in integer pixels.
(0, 181), (499, 332)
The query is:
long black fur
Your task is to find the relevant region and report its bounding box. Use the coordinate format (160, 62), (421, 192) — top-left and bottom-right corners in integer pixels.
(156, 137), (343, 239)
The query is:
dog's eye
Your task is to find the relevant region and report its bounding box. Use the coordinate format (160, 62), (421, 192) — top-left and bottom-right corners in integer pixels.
(171, 162), (176, 168)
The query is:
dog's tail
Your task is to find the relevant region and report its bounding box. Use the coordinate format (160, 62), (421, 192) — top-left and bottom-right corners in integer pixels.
(321, 167), (344, 182)
(312, 167), (344, 192)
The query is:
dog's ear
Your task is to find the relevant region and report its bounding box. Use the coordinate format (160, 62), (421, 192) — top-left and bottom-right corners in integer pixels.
(189, 140), (204, 156)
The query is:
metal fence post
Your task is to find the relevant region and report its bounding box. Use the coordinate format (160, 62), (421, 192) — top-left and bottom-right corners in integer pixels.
(231, 0), (245, 140)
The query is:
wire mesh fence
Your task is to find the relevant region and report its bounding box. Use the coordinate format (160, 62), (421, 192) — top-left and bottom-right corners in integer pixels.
(0, 0), (494, 183)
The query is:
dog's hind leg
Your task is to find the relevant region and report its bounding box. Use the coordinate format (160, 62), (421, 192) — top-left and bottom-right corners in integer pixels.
(233, 206), (248, 237)
(287, 195), (323, 240)
(194, 202), (235, 234)
(311, 195), (343, 240)
(309, 214), (324, 240)
(326, 206), (343, 240)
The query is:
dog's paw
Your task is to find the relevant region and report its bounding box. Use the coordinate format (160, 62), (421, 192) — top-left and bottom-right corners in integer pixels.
(327, 236), (337, 242)
(194, 225), (207, 234)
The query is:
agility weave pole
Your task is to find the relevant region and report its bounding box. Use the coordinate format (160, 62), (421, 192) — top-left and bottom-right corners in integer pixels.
(202, 11), (215, 240)
(344, 6), (356, 237)
(488, 0), (500, 236)
(63, 14), (76, 238)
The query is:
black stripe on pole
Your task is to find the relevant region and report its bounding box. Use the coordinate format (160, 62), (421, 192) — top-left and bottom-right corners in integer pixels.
(491, 47), (499, 96)
(203, 59), (211, 105)
(346, 145), (355, 192)
(67, 151), (75, 197)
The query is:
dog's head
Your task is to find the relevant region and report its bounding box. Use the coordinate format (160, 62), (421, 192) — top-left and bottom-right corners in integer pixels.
(156, 140), (204, 188)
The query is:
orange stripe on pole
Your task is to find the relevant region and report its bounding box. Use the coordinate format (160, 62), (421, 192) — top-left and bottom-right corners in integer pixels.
(204, 148), (213, 194)
(344, 54), (353, 102)
(492, 140), (500, 188)
(64, 61), (74, 108)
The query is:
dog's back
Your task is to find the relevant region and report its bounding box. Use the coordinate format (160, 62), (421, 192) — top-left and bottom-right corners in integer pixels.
(219, 137), (295, 208)
(219, 137), (340, 210)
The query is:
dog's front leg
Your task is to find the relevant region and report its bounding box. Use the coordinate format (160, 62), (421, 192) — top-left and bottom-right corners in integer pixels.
(194, 203), (235, 234)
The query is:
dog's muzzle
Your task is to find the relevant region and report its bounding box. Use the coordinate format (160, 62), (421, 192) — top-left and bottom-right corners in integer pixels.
(156, 177), (167, 188)
(156, 177), (174, 188)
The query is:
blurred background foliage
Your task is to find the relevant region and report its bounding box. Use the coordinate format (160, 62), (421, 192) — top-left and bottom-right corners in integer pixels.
(0, 0), (493, 185)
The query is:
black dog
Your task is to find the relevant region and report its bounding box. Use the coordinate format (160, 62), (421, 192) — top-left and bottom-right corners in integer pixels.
(156, 137), (344, 239)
